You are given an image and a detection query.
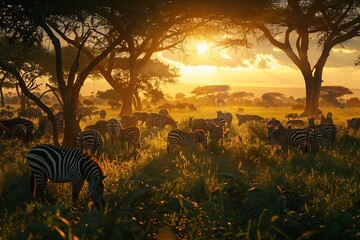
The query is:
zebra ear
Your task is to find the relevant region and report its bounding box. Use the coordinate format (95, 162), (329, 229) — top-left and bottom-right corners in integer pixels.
(277, 185), (284, 194)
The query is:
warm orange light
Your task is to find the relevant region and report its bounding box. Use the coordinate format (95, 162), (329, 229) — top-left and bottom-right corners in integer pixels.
(196, 41), (209, 56)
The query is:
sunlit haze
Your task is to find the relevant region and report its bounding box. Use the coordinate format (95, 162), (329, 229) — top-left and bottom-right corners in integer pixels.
(82, 37), (360, 98)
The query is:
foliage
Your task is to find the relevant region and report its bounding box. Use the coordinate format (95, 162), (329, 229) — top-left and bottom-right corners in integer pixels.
(320, 86), (353, 107)
(96, 89), (122, 101)
(0, 106), (359, 239)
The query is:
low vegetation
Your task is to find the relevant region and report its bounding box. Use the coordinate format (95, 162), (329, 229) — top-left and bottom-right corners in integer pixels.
(0, 106), (359, 239)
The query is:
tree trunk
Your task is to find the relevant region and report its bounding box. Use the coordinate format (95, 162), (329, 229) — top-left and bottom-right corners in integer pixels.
(304, 74), (322, 117)
(0, 82), (4, 108)
(134, 92), (142, 111)
(120, 89), (133, 117)
(62, 90), (81, 148)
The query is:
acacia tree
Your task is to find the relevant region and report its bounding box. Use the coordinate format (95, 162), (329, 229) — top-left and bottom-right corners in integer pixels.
(55, 0), (206, 116)
(320, 85), (353, 106)
(0, 0), (128, 147)
(221, 0), (360, 116)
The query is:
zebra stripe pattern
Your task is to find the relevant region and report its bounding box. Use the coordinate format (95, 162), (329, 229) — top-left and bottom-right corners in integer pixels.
(106, 118), (122, 144)
(120, 116), (137, 128)
(27, 144), (106, 208)
(132, 112), (149, 126)
(118, 126), (141, 151)
(148, 113), (177, 131)
(278, 186), (316, 212)
(216, 111), (233, 128)
(267, 125), (318, 155)
(35, 115), (65, 140)
(167, 129), (208, 153)
(0, 117), (34, 143)
(189, 117), (208, 133)
(206, 117), (226, 129)
(208, 122), (224, 146)
(76, 129), (104, 157)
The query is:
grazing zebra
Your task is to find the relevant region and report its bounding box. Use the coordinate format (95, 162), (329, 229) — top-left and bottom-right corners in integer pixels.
(0, 117), (34, 143)
(76, 129), (104, 157)
(167, 129), (208, 153)
(18, 107), (42, 120)
(277, 186), (316, 212)
(208, 122), (224, 146)
(106, 118), (122, 144)
(158, 109), (170, 117)
(120, 116), (137, 128)
(118, 126), (141, 151)
(206, 117), (227, 129)
(266, 118), (282, 128)
(76, 106), (93, 121)
(84, 120), (108, 139)
(35, 115), (65, 140)
(267, 124), (319, 155)
(216, 111), (233, 128)
(148, 114), (177, 131)
(308, 119), (337, 147)
(27, 144), (107, 209)
(346, 118), (360, 131)
(189, 117), (208, 133)
(132, 112), (149, 126)
(11, 123), (27, 143)
(0, 109), (14, 118)
(99, 110), (107, 119)
(236, 114), (264, 126)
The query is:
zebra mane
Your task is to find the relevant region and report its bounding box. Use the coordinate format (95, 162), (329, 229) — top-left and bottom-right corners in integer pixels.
(81, 150), (105, 178)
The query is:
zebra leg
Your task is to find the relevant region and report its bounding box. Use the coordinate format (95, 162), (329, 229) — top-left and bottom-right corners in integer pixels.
(34, 175), (49, 204)
(71, 180), (85, 205)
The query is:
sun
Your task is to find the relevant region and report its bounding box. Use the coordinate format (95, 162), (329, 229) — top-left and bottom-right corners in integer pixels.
(196, 41), (209, 56)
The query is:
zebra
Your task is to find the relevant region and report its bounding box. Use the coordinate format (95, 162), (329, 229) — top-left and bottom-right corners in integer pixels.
(84, 120), (108, 139)
(35, 115), (65, 140)
(277, 186), (316, 212)
(120, 116), (137, 128)
(216, 111), (233, 128)
(347, 118), (360, 131)
(27, 144), (107, 209)
(267, 124), (319, 155)
(11, 123), (27, 143)
(266, 118), (282, 128)
(189, 117), (209, 133)
(0, 117), (34, 143)
(308, 120), (337, 147)
(236, 114), (264, 126)
(148, 113), (177, 131)
(76, 106), (93, 121)
(167, 129), (208, 153)
(18, 107), (42, 120)
(76, 129), (104, 157)
(118, 126), (141, 151)
(132, 112), (149, 126)
(0, 123), (11, 139)
(106, 118), (122, 144)
(208, 122), (224, 146)
(0, 109), (14, 118)
(158, 109), (170, 117)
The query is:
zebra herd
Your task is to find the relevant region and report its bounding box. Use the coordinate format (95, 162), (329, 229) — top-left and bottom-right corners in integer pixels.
(1, 107), (358, 210)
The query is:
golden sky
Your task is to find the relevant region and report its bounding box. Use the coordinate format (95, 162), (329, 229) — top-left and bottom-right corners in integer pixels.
(81, 36), (360, 98)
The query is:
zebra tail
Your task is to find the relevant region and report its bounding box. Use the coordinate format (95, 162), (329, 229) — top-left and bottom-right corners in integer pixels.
(30, 171), (36, 199)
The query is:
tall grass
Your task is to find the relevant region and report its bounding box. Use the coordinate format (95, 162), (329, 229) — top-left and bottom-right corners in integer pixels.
(0, 106), (359, 239)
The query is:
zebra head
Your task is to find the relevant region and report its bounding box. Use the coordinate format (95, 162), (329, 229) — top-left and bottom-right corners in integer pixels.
(88, 174), (108, 210)
(189, 116), (194, 127)
(195, 130), (208, 149)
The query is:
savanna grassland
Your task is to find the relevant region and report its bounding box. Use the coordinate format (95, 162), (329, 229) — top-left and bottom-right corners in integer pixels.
(0, 105), (359, 240)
